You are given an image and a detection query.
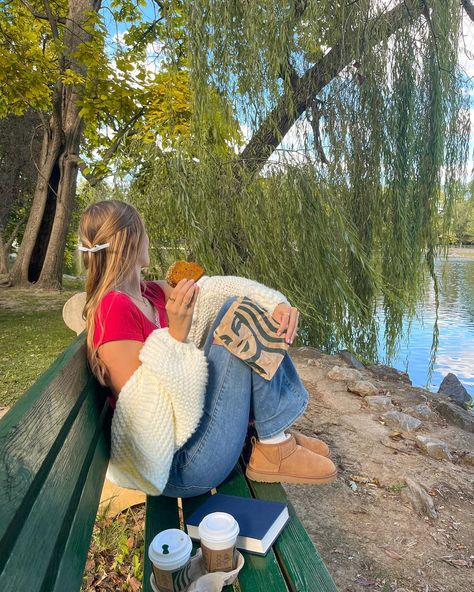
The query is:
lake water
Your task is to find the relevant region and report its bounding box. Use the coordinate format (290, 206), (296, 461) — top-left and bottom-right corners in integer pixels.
(376, 255), (474, 400)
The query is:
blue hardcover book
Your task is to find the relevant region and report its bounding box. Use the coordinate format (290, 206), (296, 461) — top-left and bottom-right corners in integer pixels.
(185, 493), (290, 556)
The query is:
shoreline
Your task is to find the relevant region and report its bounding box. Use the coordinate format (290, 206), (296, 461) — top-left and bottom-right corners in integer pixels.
(441, 246), (474, 259)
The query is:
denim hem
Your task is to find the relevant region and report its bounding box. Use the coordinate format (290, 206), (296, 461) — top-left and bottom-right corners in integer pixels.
(254, 395), (309, 439)
(161, 483), (215, 498)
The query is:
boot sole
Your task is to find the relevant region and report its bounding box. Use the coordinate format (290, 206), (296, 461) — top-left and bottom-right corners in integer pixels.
(245, 467), (337, 485)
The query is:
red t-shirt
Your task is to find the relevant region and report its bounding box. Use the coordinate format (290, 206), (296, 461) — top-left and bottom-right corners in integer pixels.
(93, 280), (168, 410)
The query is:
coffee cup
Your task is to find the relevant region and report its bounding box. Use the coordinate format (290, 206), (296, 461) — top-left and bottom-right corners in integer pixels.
(148, 528), (193, 592)
(198, 512), (239, 573)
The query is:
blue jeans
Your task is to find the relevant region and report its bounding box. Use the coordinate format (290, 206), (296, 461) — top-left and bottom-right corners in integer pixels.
(161, 296), (309, 498)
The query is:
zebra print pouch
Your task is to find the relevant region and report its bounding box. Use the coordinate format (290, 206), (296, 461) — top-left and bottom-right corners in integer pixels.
(212, 296), (289, 381)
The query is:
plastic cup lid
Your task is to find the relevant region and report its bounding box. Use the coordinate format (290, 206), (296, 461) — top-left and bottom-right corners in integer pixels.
(198, 512), (239, 543)
(148, 528), (192, 568)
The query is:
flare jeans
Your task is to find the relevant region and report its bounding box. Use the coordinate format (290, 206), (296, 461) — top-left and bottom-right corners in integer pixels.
(161, 296), (309, 498)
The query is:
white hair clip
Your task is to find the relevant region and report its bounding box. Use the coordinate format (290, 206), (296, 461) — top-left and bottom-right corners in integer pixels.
(78, 242), (110, 253)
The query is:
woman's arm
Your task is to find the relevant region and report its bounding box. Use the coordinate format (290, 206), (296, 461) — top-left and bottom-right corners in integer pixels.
(101, 327), (208, 495)
(98, 340), (143, 399)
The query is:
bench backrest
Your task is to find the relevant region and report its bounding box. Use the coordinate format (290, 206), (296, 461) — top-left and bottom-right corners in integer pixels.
(0, 333), (112, 592)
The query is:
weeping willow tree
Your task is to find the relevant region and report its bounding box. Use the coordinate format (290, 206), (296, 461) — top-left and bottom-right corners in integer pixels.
(131, 0), (471, 380)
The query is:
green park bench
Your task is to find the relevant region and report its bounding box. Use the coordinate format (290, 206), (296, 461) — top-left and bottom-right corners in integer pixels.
(0, 314), (339, 591)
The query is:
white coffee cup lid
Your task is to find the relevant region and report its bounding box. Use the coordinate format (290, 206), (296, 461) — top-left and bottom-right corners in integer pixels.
(148, 528), (192, 570)
(198, 512), (239, 544)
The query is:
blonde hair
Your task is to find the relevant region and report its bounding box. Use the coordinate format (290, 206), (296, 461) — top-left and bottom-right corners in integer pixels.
(79, 199), (146, 387)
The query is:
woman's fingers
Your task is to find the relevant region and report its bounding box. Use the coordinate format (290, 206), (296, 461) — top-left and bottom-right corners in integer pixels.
(280, 308), (299, 343)
(285, 309), (297, 343)
(168, 279), (197, 310)
(289, 310), (299, 342)
(277, 314), (289, 336)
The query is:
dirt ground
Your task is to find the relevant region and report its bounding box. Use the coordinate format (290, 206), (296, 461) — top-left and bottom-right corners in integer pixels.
(286, 346), (474, 592)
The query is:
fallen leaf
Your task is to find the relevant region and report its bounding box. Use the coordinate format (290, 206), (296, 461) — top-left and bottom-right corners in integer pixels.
(389, 431), (403, 440)
(350, 475), (370, 483)
(384, 548), (403, 560)
(441, 557), (473, 568)
(127, 575), (141, 591)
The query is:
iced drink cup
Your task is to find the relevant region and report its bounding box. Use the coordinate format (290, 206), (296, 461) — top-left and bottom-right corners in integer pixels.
(148, 528), (193, 592)
(198, 512), (239, 573)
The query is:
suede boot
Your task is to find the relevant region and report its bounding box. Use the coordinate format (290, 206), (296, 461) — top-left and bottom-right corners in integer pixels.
(287, 429), (331, 457)
(246, 434), (337, 485)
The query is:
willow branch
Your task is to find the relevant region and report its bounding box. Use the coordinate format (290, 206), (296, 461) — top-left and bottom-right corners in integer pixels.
(78, 108), (144, 185)
(237, 0), (425, 176)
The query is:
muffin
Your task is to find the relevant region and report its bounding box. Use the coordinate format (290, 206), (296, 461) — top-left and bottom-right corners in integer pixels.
(165, 261), (206, 287)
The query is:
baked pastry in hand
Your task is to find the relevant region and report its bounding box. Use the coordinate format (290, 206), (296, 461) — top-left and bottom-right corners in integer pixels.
(165, 261), (206, 287)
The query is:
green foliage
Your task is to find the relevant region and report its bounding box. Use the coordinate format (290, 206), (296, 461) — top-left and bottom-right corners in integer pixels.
(0, 0), (204, 181)
(63, 191), (94, 275)
(447, 181), (474, 244)
(130, 0), (471, 371)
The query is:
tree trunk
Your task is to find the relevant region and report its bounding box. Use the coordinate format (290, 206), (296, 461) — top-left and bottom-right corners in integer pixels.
(9, 0), (101, 290)
(9, 118), (62, 287)
(36, 87), (84, 290)
(0, 230), (9, 275)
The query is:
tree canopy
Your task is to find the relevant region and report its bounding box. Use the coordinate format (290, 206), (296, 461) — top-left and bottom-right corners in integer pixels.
(130, 0), (472, 375)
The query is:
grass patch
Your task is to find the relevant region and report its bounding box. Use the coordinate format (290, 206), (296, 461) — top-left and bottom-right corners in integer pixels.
(0, 278), (85, 407)
(385, 480), (407, 493)
(81, 503), (146, 592)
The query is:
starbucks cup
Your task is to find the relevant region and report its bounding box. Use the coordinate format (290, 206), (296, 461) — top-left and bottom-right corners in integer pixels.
(148, 528), (193, 592)
(198, 512), (240, 573)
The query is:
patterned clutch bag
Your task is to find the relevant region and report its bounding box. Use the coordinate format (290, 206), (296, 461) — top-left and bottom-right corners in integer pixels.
(212, 296), (289, 381)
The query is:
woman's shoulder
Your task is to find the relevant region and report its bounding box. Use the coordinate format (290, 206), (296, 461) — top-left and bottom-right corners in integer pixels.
(95, 290), (138, 320)
(93, 291), (143, 347)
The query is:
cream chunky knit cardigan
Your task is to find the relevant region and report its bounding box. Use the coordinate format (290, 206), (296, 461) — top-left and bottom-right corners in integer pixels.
(105, 274), (290, 495)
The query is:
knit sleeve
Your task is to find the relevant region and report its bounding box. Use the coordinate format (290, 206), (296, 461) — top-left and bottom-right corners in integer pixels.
(105, 327), (209, 495)
(199, 275), (290, 312)
(139, 328), (209, 448)
(106, 366), (175, 495)
(187, 274), (290, 348)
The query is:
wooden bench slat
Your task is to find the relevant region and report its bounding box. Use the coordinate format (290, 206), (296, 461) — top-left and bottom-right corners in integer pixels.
(0, 386), (109, 591)
(0, 337), (107, 543)
(244, 465), (338, 592)
(0, 335), (88, 437)
(51, 424), (110, 592)
(143, 496), (182, 592)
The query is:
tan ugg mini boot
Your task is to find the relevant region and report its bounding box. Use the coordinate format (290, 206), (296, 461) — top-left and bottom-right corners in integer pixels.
(245, 434), (337, 485)
(287, 429), (331, 457)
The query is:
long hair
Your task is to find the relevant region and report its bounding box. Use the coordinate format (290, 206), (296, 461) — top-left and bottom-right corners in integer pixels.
(79, 199), (146, 387)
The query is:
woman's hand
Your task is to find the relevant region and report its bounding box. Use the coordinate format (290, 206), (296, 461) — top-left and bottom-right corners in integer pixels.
(166, 278), (200, 342)
(272, 302), (299, 344)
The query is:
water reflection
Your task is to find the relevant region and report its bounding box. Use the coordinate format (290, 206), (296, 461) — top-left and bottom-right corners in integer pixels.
(377, 256), (474, 399)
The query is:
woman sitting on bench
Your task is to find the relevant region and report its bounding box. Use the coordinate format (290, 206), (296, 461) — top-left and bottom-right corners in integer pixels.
(78, 199), (337, 498)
